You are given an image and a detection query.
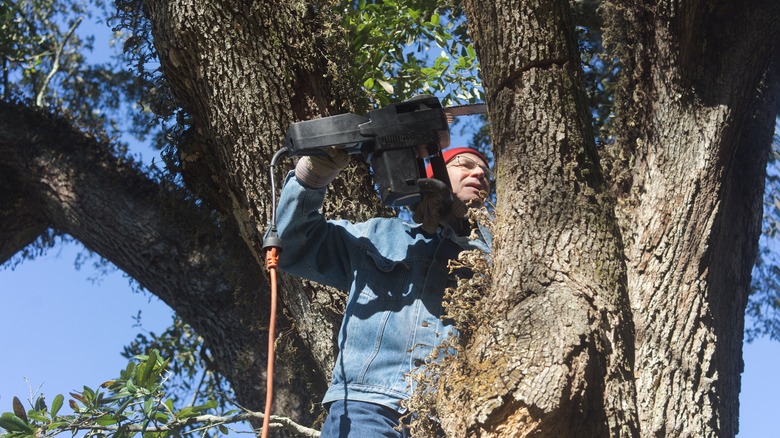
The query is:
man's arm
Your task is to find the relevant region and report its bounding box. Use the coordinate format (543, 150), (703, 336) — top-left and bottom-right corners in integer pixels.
(275, 155), (355, 291)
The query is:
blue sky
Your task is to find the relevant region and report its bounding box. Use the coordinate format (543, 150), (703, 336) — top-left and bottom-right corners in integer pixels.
(1, 11), (778, 438)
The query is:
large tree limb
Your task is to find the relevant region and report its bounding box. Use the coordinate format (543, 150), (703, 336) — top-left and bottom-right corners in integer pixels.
(0, 101), (324, 425)
(0, 189), (48, 264)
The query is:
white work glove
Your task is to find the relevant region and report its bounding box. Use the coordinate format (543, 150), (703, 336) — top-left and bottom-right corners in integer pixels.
(294, 148), (350, 188)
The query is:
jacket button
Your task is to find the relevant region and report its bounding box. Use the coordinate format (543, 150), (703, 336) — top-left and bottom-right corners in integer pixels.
(421, 321), (430, 327)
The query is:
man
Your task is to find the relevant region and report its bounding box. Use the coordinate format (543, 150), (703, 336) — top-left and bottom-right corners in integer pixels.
(275, 146), (491, 437)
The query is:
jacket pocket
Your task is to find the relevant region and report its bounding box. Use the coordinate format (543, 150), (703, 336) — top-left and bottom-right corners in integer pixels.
(354, 250), (411, 302)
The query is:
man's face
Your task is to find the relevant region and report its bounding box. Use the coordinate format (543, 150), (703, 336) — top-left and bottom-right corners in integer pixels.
(446, 152), (491, 205)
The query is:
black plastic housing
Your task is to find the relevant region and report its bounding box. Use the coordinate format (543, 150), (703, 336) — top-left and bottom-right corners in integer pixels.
(283, 95), (450, 207)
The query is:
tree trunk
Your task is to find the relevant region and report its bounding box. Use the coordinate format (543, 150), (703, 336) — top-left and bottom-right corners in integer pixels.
(603, 1), (779, 435)
(438, 0), (639, 435)
(437, 0), (779, 436)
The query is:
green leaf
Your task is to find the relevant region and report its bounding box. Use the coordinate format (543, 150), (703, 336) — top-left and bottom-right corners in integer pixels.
(102, 389), (133, 402)
(138, 350), (158, 388)
(363, 77), (374, 89)
(143, 398), (155, 418)
(26, 412), (48, 423)
(218, 425), (229, 435)
(33, 396), (45, 413)
(175, 407), (195, 419)
(95, 414), (117, 426)
(0, 413), (32, 433)
(82, 386), (95, 402)
(122, 362), (135, 379)
(467, 44), (476, 60)
(51, 395), (63, 417)
(125, 378), (139, 395)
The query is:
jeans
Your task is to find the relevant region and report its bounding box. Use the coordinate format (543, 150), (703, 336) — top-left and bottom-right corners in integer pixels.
(320, 400), (411, 438)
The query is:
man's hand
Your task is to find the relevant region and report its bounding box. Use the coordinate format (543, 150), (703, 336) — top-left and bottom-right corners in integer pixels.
(413, 193), (443, 234)
(413, 178), (455, 234)
(295, 148), (350, 188)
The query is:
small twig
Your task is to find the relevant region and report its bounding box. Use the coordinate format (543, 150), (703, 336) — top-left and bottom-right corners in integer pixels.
(188, 369), (209, 407)
(44, 412), (320, 438)
(35, 17), (82, 107)
(2, 51), (54, 64)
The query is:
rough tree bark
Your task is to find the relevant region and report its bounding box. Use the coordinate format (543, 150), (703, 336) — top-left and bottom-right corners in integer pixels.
(604, 1), (779, 436)
(434, 0), (778, 436)
(440, 0), (639, 435)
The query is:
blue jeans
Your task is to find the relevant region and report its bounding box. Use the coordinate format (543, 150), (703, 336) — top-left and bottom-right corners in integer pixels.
(320, 400), (411, 437)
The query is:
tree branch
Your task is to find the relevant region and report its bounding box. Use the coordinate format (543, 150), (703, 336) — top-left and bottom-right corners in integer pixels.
(35, 17), (82, 107)
(50, 412), (320, 437)
(0, 189), (48, 264)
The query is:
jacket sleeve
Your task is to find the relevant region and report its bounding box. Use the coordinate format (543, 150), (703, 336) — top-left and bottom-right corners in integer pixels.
(274, 171), (357, 291)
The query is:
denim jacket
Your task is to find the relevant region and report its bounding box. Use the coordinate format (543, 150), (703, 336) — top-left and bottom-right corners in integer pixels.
(275, 173), (490, 412)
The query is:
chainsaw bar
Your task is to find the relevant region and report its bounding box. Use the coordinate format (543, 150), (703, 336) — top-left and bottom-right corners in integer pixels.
(443, 103), (487, 117)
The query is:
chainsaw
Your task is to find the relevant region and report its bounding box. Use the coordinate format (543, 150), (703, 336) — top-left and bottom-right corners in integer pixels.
(282, 95), (486, 207)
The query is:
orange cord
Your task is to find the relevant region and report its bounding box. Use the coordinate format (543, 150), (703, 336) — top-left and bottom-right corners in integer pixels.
(262, 247), (279, 438)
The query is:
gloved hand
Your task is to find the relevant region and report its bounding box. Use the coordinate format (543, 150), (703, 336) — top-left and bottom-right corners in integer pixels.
(413, 192), (443, 234)
(294, 148), (350, 188)
(413, 178), (454, 234)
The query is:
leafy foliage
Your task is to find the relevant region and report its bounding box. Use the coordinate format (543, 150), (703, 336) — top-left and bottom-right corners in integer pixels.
(746, 128), (780, 341)
(110, 0), (178, 149)
(341, 0), (481, 106)
(121, 315), (232, 413)
(0, 351), (318, 438)
(0, 350), (227, 438)
(0, 0), (139, 137)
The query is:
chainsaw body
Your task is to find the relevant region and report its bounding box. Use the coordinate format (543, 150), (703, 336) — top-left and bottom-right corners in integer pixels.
(284, 95), (453, 207)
